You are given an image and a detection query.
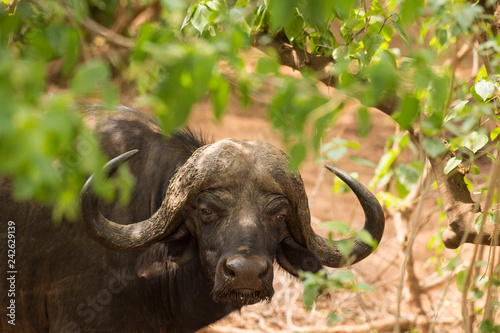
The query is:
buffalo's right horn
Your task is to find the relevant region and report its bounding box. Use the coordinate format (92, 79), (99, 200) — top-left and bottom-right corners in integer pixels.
(80, 150), (172, 252)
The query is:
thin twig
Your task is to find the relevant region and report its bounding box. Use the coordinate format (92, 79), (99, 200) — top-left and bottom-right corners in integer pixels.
(82, 17), (135, 49)
(309, 166), (327, 214)
(395, 159), (433, 332)
(429, 266), (460, 333)
(460, 153), (500, 332)
(482, 168), (500, 323)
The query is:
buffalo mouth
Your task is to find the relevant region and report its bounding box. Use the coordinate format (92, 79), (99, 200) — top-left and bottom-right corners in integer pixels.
(212, 287), (273, 307)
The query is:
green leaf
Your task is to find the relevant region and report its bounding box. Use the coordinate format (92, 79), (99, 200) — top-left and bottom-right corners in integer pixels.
(344, 141), (360, 150)
(370, 0), (386, 14)
(392, 17), (410, 42)
(235, 0), (249, 7)
(381, 24), (394, 41)
(209, 75), (230, 121)
(475, 65), (489, 83)
(363, 60), (398, 106)
(395, 180), (410, 198)
(333, 0), (356, 20)
(205, 0), (227, 13)
(475, 212), (495, 233)
(487, 152), (497, 163)
(463, 131), (488, 153)
(444, 156), (463, 175)
(362, 32), (384, 64)
(332, 270), (355, 283)
(399, 0), (425, 25)
(61, 28), (81, 76)
(25, 28), (56, 61)
(256, 56), (279, 74)
(456, 269), (468, 292)
(357, 229), (377, 249)
(470, 164), (480, 176)
(313, 108), (339, 152)
(328, 312), (344, 325)
(290, 141), (307, 170)
(444, 100), (469, 123)
(191, 4), (211, 34)
(355, 282), (375, 292)
(381, 50), (397, 70)
(336, 238), (355, 257)
(422, 138), (447, 158)
(181, 3), (198, 30)
(444, 256), (461, 271)
(302, 284), (319, 311)
(392, 94), (419, 130)
(237, 76), (251, 108)
(479, 320), (500, 333)
(490, 127), (500, 141)
(284, 11), (304, 41)
(429, 76), (450, 120)
(299, 0), (334, 28)
(470, 288), (484, 302)
(473, 79), (495, 102)
(268, 0), (300, 31)
(102, 82), (119, 108)
(463, 176), (473, 192)
(326, 146), (348, 162)
(475, 260), (489, 267)
(475, 213), (484, 233)
(323, 221), (350, 235)
(396, 163), (420, 192)
(357, 106), (371, 137)
(370, 148), (398, 189)
(349, 156), (377, 168)
(71, 60), (109, 96)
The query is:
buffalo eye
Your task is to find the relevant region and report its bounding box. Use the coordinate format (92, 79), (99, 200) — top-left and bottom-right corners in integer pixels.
(201, 208), (213, 216)
(276, 214), (286, 223)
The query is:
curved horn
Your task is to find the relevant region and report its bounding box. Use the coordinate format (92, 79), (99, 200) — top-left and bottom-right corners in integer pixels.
(302, 165), (385, 267)
(80, 150), (172, 252)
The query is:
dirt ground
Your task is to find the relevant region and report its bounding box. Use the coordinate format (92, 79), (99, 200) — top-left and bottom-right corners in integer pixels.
(177, 79), (469, 333)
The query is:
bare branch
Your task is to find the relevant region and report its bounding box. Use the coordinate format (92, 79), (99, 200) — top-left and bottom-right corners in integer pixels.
(419, 140), (500, 248)
(7, 0), (20, 13)
(252, 32), (401, 115)
(82, 17), (135, 49)
(253, 32), (335, 83)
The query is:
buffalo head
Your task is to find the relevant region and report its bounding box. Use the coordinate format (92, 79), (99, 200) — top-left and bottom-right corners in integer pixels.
(80, 138), (384, 307)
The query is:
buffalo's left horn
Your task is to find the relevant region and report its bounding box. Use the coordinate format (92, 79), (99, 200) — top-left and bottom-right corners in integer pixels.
(80, 150), (171, 252)
(297, 165), (385, 267)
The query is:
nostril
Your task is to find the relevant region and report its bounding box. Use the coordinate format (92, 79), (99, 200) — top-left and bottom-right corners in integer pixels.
(257, 260), (269, 279)
(259, 263), (269, 280)
(223, 262), (236, 278)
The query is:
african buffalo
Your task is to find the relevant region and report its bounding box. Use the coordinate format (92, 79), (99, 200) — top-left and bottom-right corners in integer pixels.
(0, 104), (384, 332)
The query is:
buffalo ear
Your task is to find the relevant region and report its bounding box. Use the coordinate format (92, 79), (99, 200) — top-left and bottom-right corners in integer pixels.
(136, 227), (197, 279)
(276, 237), (323, 277)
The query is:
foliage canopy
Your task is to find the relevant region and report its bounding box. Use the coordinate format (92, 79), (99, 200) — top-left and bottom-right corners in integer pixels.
(2, 0), (495, 217)
(3, 0), (500, 329)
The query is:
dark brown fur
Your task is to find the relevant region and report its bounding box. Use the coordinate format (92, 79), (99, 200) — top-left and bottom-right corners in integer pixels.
(0, 105), (322, 332)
